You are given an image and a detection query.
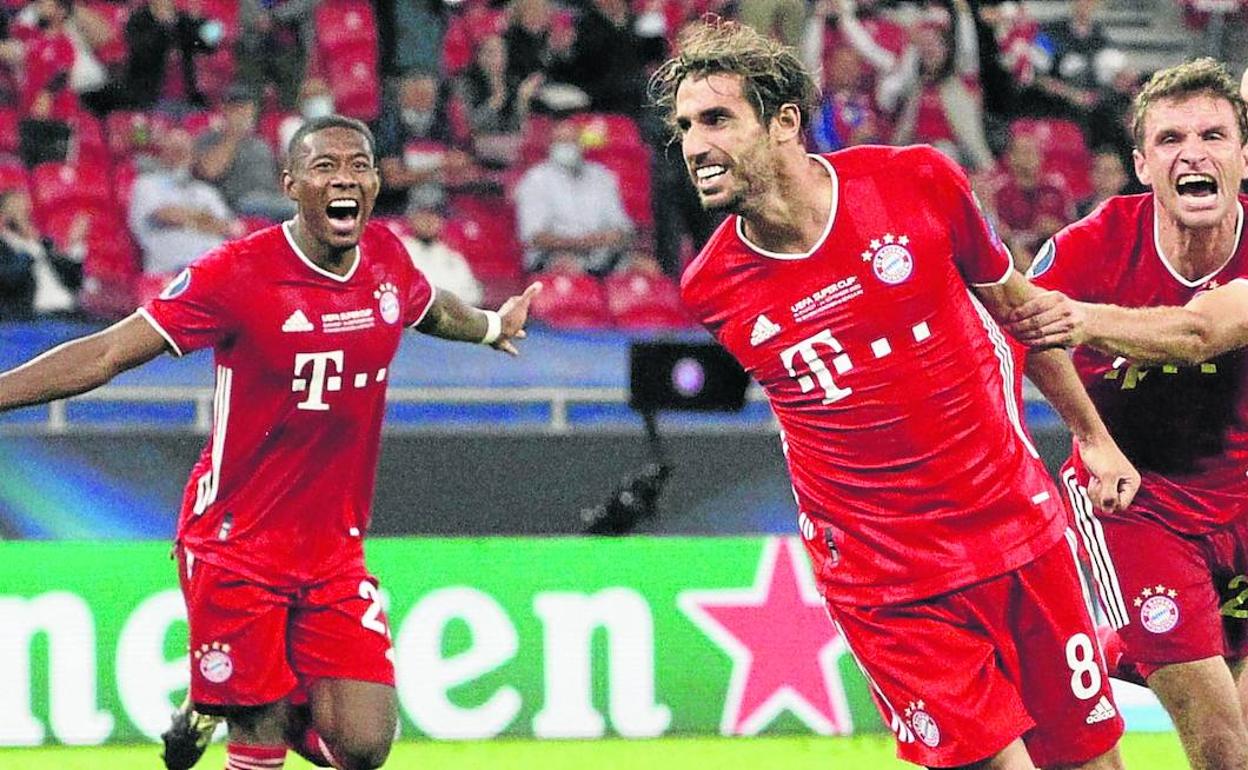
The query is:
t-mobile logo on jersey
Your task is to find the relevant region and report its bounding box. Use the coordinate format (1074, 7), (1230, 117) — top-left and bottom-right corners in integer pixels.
(293, 351), (345, 411)
(780, 322), (933, 404)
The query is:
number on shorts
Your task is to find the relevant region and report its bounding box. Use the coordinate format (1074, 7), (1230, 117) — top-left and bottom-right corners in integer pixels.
(1220, 575), (1248, 619)
(358, 580), (388, 636)
(1065, 632), (1101, 700)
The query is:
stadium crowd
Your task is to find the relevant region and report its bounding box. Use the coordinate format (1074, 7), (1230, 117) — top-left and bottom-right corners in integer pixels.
(0, 0), (1240, 326)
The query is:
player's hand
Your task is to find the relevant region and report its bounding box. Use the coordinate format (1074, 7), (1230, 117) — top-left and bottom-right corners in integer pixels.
(1002, 290), (1089, 348)
(492, 282), (542, 357)
(1080, 437), (1140, 513)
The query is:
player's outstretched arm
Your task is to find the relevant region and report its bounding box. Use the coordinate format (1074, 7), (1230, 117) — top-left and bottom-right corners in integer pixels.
(1003, 282), (1248, 366)
(415, 282), (543, 357)
(0, 313), (169, 413)
(976, 271), (1140, 512)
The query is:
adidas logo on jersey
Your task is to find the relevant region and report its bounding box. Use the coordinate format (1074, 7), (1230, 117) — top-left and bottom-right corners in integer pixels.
(282, 310), (314, 333)
(1085, 695), (1117, 724)
(750, 314), (781, 346)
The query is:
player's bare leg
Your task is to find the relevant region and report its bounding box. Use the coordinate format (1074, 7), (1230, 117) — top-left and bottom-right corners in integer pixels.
(934, 737), (1036, 770)
(1148, 657), (1248, 770)
(1046, 747), (1126, 770)
(306, 678), (398, 770)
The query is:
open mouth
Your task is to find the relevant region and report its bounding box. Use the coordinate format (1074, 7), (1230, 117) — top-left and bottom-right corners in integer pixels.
(693, 164), (727, 190)
(1175, 173), (1218, 199)
(326, 198), (361, 233)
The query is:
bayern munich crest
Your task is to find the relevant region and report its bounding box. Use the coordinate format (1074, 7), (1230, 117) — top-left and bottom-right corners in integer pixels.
(195, 641), (234, 683)
(1135, 584), (1180, 634)
(861, 234), (913, 285)
(375, 282), (401, 325)
(905, 700), (940, 748)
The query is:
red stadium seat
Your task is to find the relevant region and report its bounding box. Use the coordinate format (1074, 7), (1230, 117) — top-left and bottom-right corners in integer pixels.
(0, 155), (28, 193)
(133, 271), (177, 307)
(570, 113), (645, 151)
(196, 48), (238, 105)
(112, 158), (138, 214)
(68, 111), (110, 167)
(528, 269), (612, 329)
(30, 160), (113, 217)
(315, 0), (378, 57)
(445, 193), (523, 279)
(106, 111), (175, 158)
(182, 110), (225, 138)
(0, 107), (18, 155)
(79, 221), (142, 319)
(604, 269), (691, 329)
(1011, 117), (1092, 200)
(80, 0), (129, 66)
(327, 58), (381, 122)
(586, 144), (653, 229)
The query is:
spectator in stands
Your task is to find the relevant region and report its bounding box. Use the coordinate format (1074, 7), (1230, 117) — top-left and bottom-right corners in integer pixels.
(810, 45), (881, 152)
(553, 0), (666, 118)
(8, 0), (78, 122)
(195, 84), (297, 222)
(1076, 145), (1128, 218)
(739, 0), (804, 48)
(454, 33), (543, 137)
(375, 72), (475, 215)
(0, 188), (83, 319)
(387, 0), (448, 77)
(399, 198), (483, 306)
(988, 132), (1075, 264)
(113, 0), (216, 110)
(880, 2), (996, 173)
(1033, 0), (1111, 118)
(131, 126), (239, 276)
(804, 0), (909, 96)
(515, 117), (641, 276)
(237, 0), (320, 109)
(504, 0), (573, 88)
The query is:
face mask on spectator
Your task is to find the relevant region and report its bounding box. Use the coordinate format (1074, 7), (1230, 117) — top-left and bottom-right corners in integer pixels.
(401, 109), (434, 133)
(302, 96), (334, 120)
(199, 19), (225, 47)
(171, 165), (192, 184)
(550, 141), (582, 169)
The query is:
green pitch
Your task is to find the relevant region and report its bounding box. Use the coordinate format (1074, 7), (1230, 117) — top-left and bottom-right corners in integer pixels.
(0, 733), (1187, 770)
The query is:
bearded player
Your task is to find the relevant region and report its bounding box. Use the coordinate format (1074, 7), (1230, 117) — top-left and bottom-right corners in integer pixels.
(653, 18), (1138, 770)
(0, 115), (540, 770)
(1006, 59), (1248, 770)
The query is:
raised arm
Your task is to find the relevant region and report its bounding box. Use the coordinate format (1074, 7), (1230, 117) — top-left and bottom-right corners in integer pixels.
(0, 313), (170, 412)
(974, 270), (1140, 511)
(1002, 281), (1248, 366)
(416, 282), (542, 357)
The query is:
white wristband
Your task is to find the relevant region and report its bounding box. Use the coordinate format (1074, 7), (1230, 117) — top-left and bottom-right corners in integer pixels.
(480, 310), (502, 345)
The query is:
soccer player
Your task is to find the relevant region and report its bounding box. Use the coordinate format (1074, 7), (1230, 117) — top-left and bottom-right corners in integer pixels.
(0, 115), (540, 770)
(1004, 59), (1248, 770)
(651, 19), (1139, 770)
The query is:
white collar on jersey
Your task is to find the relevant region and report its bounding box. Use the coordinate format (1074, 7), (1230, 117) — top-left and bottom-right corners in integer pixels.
(282, 220), (362, 283)
(734, 153), (838, 261)
(1152, 199), (1244, 288)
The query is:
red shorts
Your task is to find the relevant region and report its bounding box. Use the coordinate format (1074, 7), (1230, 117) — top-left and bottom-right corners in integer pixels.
(1062, 470), (1248, 679)
(178, 549), (395, 709)
(826, 533), (1123, 768)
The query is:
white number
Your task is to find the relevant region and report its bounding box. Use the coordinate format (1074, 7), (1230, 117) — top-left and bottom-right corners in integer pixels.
(780, 330), (854, 404)
(1065, 632), (1101, 700)
(358, 580), (388, 636)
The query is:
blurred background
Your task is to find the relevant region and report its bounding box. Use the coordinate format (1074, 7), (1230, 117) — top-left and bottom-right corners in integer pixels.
(0, 0), (1237, 764)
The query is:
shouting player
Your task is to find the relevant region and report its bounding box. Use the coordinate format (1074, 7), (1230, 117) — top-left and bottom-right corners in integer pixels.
(1005, 59), (1248, 770)
(652, 19), (1138, 770)
(0, 115), (539, 770)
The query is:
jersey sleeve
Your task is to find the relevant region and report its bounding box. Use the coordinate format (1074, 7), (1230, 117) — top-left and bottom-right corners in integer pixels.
(1025, 208), (1103, 301)
(386, 227), (435, 327)
(920, 147), (1013, 287)
(139, 246), (238, 356)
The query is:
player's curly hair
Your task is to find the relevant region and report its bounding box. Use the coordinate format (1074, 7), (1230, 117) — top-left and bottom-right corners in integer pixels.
(648, 17), (819, 140)
(1131, 57), (1248, 149)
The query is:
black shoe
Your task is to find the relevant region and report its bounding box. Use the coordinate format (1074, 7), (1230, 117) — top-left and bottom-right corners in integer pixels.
(160, 696), (221, 770)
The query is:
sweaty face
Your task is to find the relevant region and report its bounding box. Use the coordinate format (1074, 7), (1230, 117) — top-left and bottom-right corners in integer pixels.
(284, 127), (380, 252)
(1134, 94), (1248, 231)
(674, 74), (776, 214)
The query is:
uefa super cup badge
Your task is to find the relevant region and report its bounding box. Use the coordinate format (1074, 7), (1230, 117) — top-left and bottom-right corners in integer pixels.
(905, 700), (940, 748)
(375, 282), (400, 325)
(861, 234), (913, 285)
(1135, 584), (1179, 634)
(194, 641), (234, 683)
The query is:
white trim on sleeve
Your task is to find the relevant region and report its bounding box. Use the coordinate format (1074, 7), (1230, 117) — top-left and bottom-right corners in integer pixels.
(136, 307), (185, 357)
(969, 261), (1013, 289)
(407, 284), (438, 329)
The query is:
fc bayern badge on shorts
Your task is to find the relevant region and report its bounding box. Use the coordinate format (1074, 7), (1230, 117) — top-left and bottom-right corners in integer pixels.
(905, 700), (940, 748)
(1134, 584), (1180, 634)
(861, 234), (913, 285)
(375, 282), (401, 325)
(194, 641), (234, 683)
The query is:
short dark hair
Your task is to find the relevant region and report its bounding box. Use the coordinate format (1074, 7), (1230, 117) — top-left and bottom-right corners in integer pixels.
(649, 17), (819, 138)
(1132, 57), (1248, 148)
(285, 115), (376, 170)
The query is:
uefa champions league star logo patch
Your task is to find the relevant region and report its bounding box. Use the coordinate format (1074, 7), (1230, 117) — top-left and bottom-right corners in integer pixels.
(904, 701), (940, 748)
(374, 282), (400, 325)
(194, 641), (234, 683)
(861, 234), (913, 285)
(1135, 584), (1180, 634)
(159, 268), (192, 300)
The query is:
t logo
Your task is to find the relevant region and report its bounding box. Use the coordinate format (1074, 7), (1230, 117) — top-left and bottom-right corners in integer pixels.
(292, 351), (344, 411)
(780, 329), (853, 404)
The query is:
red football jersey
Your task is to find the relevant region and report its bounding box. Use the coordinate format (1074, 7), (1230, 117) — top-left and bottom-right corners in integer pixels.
(682, 146), (1066, 605)
(1030, 193), (1248, 534)
(141, 223), (434, 586)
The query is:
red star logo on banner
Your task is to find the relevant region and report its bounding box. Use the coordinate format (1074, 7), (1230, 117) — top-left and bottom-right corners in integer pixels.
(678, 537), (852, 735)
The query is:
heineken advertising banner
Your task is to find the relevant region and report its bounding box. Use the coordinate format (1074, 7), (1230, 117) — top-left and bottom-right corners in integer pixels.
(0, 537), (1168, 747)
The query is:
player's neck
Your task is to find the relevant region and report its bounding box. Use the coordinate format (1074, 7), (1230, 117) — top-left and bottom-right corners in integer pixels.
(740, 155), (832, 253)
(289, 218), (358, 276)
(1157, 207), (1240, 280)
